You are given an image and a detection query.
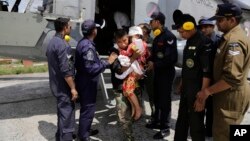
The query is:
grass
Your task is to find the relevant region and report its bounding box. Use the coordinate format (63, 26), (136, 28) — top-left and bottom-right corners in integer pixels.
(0, 64), (48, 75)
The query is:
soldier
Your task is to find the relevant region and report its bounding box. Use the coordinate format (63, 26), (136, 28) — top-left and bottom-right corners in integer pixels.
(172, 10), (213, 141)
(196, 3), (250, 141)
(146, 12), (178, 139)
(46, 17), (78, 141)
(110, 29), (142, 141)
(198, 17), (221, 137)
(75, 19), (117, 141)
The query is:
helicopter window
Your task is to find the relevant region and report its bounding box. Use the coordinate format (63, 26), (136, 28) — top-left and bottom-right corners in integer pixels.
(28, 0), (44, 13)
(4, 0), (52, 14)
(0, 0), (9, 11)
(2, 0), (36, 13)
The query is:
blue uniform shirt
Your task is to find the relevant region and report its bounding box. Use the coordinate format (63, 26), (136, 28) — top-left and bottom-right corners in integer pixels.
(46, 33), (75, 97)
(75, 38), (109, 82)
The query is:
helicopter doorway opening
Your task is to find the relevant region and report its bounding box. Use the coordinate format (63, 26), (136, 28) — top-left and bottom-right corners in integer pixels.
(94, 0), (132, 55)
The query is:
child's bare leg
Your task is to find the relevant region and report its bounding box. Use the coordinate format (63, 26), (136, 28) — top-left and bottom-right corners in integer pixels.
(128, 93), (142, 120)
(127, 97), (135, 117)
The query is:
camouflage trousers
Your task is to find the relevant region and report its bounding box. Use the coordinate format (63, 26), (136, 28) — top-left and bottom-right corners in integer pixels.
(114, 88), (142, 141)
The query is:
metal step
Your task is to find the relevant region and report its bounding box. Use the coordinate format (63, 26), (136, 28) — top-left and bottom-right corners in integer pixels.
(99, 55), (114, 104)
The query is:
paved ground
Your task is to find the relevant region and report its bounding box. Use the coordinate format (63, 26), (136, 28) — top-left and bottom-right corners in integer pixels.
(0, 72), (249, 141)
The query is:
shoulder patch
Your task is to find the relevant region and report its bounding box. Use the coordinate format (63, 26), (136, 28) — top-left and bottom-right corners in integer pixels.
(167, 40), (174, 45)
(86, 49), (95, 61)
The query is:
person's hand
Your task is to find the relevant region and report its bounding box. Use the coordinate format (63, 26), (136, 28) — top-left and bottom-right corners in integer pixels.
(131, 49), (142, 61)
(193, 99), (205, 112)
(71, 88), (78, 102)
(134, 73), (144, 80)
(176, 81), (182, 95)
(196, 89), (210, 103)
(147, 61), (154, 71)
(121, 66), (130, 73)
(108, 52), (118, 64)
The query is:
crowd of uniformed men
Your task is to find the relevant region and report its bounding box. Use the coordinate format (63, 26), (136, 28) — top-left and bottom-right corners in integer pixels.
(46, 2), (250, 141)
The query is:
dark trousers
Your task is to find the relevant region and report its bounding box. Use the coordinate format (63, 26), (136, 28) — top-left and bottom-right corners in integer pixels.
(205, 96), (213, 136)
(174, 93), (205, 141)
(144, 69), (155, 118)
(153, 69), (175, 130)
(77, 81), (98, 139)
(55, 94), (75, 141)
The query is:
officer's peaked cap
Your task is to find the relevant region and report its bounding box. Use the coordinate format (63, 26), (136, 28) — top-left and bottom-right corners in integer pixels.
(209, 3), (242, 20)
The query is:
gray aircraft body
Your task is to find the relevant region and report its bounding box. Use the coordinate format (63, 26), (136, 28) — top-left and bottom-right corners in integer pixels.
(0, 0), (249, 63)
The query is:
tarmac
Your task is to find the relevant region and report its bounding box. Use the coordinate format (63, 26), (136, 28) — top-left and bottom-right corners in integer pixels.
(0, 72), (249, 141)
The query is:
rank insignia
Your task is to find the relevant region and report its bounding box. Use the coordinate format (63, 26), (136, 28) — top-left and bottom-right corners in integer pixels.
(228, 42), (240, 48)
(188, 46), (196, 50)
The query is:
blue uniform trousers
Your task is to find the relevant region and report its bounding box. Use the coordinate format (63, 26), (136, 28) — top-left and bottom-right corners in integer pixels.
(55, 94), (75, 141)
(76, 77), (98, 139)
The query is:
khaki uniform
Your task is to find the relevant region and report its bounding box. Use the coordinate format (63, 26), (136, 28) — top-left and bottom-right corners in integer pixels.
(213, 25), (250, 141)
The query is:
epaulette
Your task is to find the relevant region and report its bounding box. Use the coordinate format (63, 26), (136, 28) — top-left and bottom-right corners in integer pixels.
(228, 42), (240, 48)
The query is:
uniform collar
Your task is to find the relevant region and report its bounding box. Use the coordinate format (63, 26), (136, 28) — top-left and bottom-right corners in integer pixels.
(187, 30), (201, 43)
(193, 30), (200, 38)
(155, 27), (167, 38)
(84, 37), (95, 46)
(55, 33), (64, 39)
(162, 27), (168, 34)
(222, 25), (241, 41)
(210, 32), (217, 42)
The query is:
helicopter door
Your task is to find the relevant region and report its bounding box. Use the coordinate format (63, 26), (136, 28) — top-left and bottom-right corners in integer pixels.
(94, 0), (132, 55)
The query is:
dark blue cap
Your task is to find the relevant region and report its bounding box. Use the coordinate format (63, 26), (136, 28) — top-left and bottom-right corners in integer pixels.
(198, 17), (215, 26)
(209, 3), (242, 20)
(145, 12), (165, 24)
(81, 19), (99, 34)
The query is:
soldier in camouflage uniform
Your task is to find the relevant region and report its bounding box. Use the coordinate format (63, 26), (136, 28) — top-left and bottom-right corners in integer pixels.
(110, 29), (142, 141)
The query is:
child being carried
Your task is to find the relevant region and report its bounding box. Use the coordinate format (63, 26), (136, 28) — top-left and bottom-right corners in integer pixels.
(116, 26), (150, 120)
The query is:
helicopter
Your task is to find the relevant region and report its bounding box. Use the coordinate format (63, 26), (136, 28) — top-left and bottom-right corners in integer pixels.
(0, 0), (249, 62)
